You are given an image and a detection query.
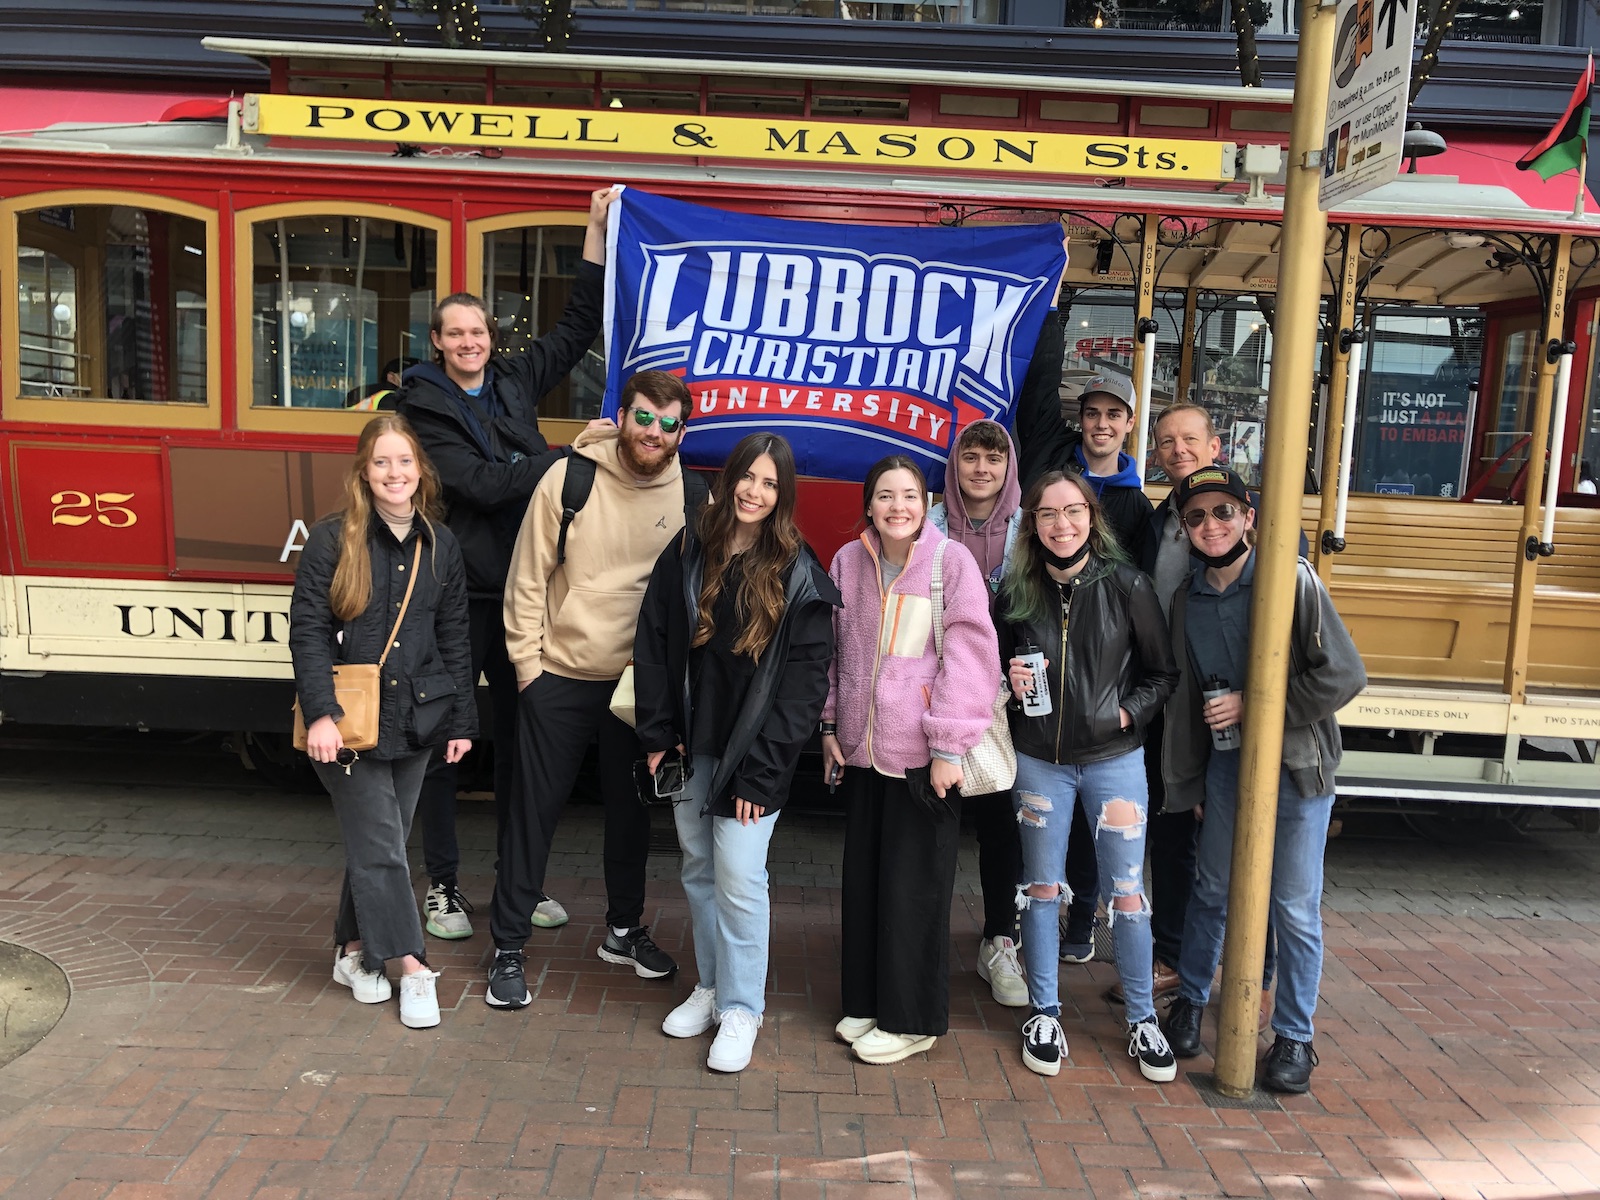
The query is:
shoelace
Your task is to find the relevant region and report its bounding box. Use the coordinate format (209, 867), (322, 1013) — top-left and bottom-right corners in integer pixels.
(1270, 1039), (1318, 1067)
(719, 1008), (760, 1036)
(1021, 1013), (1062, 1048)
(627, 926), (662, 955)
(492, 952), (526, 981)
(434, 884), (474, 916)
(1130, 1020), (1170, 1057)
(990, 940), (1023, 977)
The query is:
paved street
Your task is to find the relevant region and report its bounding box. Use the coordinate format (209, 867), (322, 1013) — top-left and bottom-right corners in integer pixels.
(1, 739), (1598, 1198)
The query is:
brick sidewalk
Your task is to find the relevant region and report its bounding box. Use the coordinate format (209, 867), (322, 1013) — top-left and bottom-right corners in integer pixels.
(1, 774), (1599, 1198)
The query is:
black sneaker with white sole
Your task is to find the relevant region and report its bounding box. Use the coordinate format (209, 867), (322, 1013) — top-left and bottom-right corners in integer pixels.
(597, 926), (677, 979)
(485, 949), (530, 1009)
(1021, 1011), (1066, 1077)
(1129, 1018), (1177, 1082)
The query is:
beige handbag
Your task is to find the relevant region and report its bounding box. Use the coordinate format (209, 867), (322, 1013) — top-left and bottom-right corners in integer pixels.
(609, 662), (637, 728)
(292, 541), (422, 752)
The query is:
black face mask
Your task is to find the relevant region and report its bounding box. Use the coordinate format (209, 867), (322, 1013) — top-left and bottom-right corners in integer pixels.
(1192, 538), (1250, 569)
(1042, 541), (1091, 571)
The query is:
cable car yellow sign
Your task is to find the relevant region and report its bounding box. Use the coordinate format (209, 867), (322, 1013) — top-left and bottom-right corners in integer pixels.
(245, 94), (1236, 183)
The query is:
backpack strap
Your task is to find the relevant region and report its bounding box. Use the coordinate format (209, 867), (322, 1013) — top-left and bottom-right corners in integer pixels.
(681, 467), (710, 534)
(555, 455), (598, 566)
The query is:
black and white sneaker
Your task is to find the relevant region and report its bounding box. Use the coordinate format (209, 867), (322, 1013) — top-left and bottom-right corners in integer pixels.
(597, 926), (677, 979)
(485, 950), (530, 1009)
(1021, 1011), (1066, 1077)
(1129, 1018), (1177, 1082)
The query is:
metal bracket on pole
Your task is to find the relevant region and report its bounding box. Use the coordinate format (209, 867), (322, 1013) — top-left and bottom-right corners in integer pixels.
(1528, 337), (1578, 559)
(1302, 149), (1325, 170)
(1321, 327), (1365, 556)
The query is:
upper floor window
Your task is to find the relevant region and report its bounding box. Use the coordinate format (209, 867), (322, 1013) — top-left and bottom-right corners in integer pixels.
(17, 204), (207, 404)
(249, 216), (436, 408)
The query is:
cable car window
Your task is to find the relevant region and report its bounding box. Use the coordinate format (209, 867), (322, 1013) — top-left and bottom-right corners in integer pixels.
(249, 216), (436, 409)
(17, 205), (207, 404)
(480, 224), (603, 421)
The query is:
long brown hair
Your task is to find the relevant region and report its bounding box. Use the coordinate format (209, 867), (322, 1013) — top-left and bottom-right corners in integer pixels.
(1000, 469), (1125, 626)
(692, 433), (802, 662)
(329, 415), (444, 621)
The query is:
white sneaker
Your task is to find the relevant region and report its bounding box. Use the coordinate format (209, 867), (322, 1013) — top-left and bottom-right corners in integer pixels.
(852, 1028), (936, 1065)
(399, 969), (441, 1029)
(423, 882), (473, 940)
(531, 895), (569, 929)
(707, 1009), (761, 1073)
(333, 949), (391, 1004)
(977, 936), (1030, 1008)
(663, 984), (719, 1038)
(835, 1016), (876, 1044)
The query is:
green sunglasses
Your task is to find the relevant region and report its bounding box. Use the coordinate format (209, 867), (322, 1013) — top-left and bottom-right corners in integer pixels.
(629, 407), (684, 434)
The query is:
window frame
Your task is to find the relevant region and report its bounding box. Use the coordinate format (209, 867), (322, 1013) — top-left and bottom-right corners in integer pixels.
(2, 190), (222, 431)
(233, 201), (453, 434)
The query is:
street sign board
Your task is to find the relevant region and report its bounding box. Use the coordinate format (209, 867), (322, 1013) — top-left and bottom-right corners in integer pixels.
(1319, 0), (1419, 210)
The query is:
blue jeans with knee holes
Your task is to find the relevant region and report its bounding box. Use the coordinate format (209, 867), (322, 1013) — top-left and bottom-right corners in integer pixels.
(1013, 748), (1157, 1025)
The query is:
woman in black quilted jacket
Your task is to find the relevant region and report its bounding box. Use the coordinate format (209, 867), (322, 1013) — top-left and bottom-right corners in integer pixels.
(289, 414), (475, 1030)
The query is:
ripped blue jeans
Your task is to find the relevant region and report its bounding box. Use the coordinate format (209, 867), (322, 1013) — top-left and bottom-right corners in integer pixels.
(1013, 748), (1156, 1025)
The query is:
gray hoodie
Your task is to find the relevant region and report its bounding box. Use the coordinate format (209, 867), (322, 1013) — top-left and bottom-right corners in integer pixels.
(1161, 556), (1367, 810)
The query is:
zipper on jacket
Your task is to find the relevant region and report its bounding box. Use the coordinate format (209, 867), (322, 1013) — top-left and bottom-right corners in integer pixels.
(1053, 581), (1074, 763)
(863, 538), (913, 769)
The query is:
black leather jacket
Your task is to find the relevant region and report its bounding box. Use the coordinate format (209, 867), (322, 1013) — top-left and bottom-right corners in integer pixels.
(289, 512), (477, 759)
(993, 556), (1179, 766)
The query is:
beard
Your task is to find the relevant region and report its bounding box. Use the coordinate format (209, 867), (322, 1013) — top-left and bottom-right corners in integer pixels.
(618, 432), (678, 480)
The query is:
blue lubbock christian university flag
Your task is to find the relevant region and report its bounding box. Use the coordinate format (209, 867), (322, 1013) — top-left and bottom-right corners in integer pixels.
(601, 189), (1066, 492)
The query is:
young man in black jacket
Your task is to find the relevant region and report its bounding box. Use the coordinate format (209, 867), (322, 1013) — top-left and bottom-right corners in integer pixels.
(398, 186), (619, 941)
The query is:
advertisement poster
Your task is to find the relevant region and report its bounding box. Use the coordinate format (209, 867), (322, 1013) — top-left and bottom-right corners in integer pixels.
(1319, 0), (1418, 209)
(602, 189), (1065, 490)
(1354, 371), (1472, 497)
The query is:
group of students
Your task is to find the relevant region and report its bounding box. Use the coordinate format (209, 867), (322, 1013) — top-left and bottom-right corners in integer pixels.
(288, 188), (1366, 1093)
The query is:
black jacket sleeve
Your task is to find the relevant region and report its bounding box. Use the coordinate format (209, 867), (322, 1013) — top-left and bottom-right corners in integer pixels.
(1119, 569), (1180, 733)
(497, 259), (604, 407)
(732, 599), (836, 810)
(403, 402), (554, 515)
(633, 541), (683, 755)
(1104, 487), (1155, 563)
(1013, 311), (1074, 491)
(288, 520), (343, 726)
(433, 534), (479, 740)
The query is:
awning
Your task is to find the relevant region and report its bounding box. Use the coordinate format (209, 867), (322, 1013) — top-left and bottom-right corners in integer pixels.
(1417, 132), (1597, 214)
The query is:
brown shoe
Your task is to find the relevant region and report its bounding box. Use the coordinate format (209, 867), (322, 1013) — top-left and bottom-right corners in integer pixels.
(1105, 960), (1181, 1006)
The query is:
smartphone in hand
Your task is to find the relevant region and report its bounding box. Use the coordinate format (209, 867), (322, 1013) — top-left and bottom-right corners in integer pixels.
(634, 750), (694, 805)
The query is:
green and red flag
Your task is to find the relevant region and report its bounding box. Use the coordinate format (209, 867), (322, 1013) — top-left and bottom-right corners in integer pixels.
(1517, 55), (1593, 181)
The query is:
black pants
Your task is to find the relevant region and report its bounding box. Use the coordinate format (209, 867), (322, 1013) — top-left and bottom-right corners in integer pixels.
(1145, 713), (1197, 968)
(489, 670), (647, 950)
(415, 597), (519, 884)
(840, 768), (961, 1037)
(1061, 801), (1099, 944)
(964, 788), (1022, 942)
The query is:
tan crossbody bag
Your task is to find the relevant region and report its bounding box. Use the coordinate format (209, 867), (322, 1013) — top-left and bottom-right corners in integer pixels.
(292, 540), (423, 752)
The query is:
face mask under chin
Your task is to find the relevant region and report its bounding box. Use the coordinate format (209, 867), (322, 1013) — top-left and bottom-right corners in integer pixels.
(1192, 538), (1250, 569)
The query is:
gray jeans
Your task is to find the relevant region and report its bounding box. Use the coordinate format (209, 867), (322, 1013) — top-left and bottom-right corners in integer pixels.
(314, 750), (431, 971)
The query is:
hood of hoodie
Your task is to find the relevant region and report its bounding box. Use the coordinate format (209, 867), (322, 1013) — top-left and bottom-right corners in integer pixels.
(941, 419), (1022, 580)
(1073, 443), (1143, 491)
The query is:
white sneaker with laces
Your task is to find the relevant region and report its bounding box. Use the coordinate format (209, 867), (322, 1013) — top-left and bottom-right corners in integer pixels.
(333, 949), (391, 1004)
(706, 1009), (761, 1072)
(977, 936), (1030, 1008)
(399, 969), (441, 1029)
(663, 984), (719, 1038)
(835, 1016), (876, 1044)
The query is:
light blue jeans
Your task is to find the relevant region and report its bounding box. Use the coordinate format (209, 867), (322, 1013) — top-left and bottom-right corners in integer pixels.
(1176, 748), (1335, 1043)
(1013, 748), (1156, 1025)
(673, 754), (780, 1017)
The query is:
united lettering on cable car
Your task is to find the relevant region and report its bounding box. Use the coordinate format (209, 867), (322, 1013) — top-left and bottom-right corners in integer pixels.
(245, 94), (1238, 183)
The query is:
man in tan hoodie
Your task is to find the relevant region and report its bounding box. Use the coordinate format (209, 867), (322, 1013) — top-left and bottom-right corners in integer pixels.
(486, 370), (701, 1008)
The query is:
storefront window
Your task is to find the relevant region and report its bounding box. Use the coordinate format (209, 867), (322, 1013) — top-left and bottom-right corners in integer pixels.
(250, 216), (435, 409)
(17, 205), (207, 403)
(481, 224), (604, 420)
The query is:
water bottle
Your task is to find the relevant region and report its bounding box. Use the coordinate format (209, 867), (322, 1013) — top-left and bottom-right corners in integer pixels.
(1202, 675), (1242, 751)
(1016, 642), (1052, 717)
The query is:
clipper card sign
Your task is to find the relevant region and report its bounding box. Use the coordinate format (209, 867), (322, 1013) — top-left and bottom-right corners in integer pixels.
(601, 191), (1065, 490)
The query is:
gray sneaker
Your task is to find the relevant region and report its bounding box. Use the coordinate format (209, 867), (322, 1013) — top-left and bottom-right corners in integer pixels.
(531, 895), (569, 929)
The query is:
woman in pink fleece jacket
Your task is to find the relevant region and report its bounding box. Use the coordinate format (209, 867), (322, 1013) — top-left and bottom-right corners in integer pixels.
(821, 455), (1001, 1066)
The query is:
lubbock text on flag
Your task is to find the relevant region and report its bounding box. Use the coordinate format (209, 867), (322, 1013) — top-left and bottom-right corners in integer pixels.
(602, 191), (1066, 489)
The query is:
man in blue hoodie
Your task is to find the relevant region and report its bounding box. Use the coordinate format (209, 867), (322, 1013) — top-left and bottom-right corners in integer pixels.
(1071, 374), (1155, 557)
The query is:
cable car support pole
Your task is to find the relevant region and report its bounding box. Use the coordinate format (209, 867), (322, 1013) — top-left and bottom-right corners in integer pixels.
(1315, 226), (1362, 580)
(1212, 0), (1338, 1099)
(1131, 219), (1160, 476)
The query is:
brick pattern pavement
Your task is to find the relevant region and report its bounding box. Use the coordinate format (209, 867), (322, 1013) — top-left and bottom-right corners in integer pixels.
(1, 774), (1599, 1199)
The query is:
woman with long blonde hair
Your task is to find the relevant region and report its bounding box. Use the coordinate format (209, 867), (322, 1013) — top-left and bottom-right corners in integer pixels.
(633, 433), (839, 1073)
(289, 414), (476, 1029)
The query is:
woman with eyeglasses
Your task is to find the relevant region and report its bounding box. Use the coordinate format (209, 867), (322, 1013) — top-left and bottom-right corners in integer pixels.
(993, 469), (1179, 1081)
(290, 414), (476, 1030)
(633, 433), (840, 1073)
(822, 454), (1000, 1066)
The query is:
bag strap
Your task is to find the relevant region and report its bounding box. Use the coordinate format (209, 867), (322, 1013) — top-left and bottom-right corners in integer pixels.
(376, 540), (423, 670)
(930, 538), (948, 667)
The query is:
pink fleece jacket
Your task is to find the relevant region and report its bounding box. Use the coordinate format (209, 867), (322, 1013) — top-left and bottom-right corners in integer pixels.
(823, 524), (1001, 777)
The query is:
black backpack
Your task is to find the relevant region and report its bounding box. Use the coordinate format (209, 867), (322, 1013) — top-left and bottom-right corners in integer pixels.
(555, 455), (710, 565)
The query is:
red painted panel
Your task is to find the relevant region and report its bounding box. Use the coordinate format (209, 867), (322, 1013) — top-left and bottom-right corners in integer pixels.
(796, 477), (865, 568)
(9, 443), (168, 571)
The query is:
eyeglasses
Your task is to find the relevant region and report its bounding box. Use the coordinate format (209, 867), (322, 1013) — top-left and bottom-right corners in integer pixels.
(336, 747), (359, 775)
(629, 408), (684, 434)
(1033, 504), (1090, 526)
(1181, 503), (1243, 529)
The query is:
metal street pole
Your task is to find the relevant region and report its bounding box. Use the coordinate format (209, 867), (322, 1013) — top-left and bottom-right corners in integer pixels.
(1211, 0), (1339, 1098)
